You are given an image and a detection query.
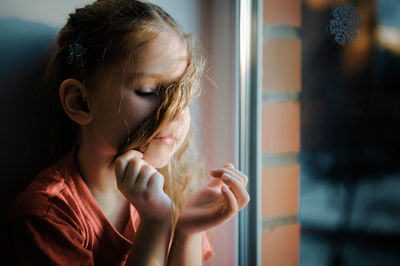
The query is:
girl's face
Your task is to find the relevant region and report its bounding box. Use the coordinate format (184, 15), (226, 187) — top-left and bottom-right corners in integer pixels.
(88, 31), (190, 168)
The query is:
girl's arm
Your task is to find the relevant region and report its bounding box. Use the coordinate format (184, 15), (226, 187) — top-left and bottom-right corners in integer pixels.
(126, 218), (172, 266)
(167, 231), (202, 266)
(7, 215), (95, 265)
(115, 150), (174, 266)
(167, 163), (250, 265)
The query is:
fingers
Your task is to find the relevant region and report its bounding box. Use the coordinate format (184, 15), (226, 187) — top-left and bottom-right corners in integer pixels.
(208, 163), (235, 189)
(207, 177), (223, 189)
(114, 150), (159, 191)
(123, 157), (141, 187)
(147, 172), (165, 191)
(115, 150), (144, 185)
(113, 150), (173, 221)
(222, 173), (250, 210)
(210, 166), (248, 186)
(221, 185), (238, 216)
(135, 164), (156, 190)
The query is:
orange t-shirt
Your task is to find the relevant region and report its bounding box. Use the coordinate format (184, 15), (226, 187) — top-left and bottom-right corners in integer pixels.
(7, 148), (213, 265)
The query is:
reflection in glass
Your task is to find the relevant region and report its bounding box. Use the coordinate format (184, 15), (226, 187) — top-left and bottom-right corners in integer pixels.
(300, 0), (400, 265)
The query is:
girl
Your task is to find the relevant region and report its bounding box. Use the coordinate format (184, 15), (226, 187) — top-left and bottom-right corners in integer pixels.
(7, 0), (250, 265)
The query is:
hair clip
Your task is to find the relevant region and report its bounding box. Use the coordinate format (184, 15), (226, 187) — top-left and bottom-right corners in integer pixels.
(67, 26), (88, 66)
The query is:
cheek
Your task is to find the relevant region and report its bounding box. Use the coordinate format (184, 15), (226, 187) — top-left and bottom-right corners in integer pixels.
(123, 88), (160, 113)
(174, 109), (191, 150)
(121, 98), (158, 129)
(91, 90), (160, 148)
(142, 112), (191, 168)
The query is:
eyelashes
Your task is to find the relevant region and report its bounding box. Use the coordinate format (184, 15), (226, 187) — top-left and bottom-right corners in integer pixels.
(134, 84), (166, 97)
(135, 90), (157, 97)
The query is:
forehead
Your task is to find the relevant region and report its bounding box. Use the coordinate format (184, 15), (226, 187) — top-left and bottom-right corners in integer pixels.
(135, 30), (188, 83)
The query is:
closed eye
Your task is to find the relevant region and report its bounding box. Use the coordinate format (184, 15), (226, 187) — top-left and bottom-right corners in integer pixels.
(134, 83), (166, 97)
(135, 90), (157, 97)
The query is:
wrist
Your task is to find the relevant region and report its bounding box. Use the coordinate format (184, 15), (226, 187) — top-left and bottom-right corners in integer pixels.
(167, 227), (202, 266)
(142, 216), (172, 225)
(174, 225), (201, 242)
(140, 217), (172, 232)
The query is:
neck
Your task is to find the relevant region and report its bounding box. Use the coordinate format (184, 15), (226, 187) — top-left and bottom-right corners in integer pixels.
(76, 129), (131, 233)
(77, 139), (118, 194)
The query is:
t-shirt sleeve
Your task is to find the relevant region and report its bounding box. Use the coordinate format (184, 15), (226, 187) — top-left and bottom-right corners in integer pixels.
(201, 231), (214, 262)
(8, 215), (94, 265)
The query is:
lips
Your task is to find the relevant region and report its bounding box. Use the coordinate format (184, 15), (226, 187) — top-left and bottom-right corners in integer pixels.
(154, 134), (176, 144)
(156, 134), (174, 139)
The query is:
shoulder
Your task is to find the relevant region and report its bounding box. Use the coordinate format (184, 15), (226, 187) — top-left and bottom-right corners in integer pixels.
(8, 166), (66, 217)
(7, 151), (82, 231)
(7, 207), (94, 265)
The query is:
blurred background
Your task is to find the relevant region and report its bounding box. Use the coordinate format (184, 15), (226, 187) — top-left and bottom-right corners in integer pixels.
(1, 0), (400, 265)
(262, 0), (400, 265)
(299, 0), (400, 265)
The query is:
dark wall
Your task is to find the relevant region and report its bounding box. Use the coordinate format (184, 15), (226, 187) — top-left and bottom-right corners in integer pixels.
(0, 17), (59, 236)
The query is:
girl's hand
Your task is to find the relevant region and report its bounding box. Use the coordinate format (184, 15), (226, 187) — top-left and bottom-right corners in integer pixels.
(114, 150), (173, 222)
(176, 163), (250, 236)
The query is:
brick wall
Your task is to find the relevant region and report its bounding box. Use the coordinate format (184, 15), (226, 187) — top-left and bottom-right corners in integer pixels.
(262, 0), (302, 265)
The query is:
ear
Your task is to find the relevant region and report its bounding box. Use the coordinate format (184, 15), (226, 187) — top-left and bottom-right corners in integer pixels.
(59, 78), (93, 125)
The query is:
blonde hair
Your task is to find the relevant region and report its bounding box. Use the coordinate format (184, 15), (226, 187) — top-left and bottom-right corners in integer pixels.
(38, 0), (207, 229)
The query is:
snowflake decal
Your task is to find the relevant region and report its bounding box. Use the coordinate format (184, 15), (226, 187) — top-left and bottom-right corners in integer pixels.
(329, 4), (362, 46)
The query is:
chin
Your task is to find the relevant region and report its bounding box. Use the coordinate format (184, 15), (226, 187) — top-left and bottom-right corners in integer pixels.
(142, 151), (171, 169)
(146, 157), (169, 169)
(141, 138), (179, 169)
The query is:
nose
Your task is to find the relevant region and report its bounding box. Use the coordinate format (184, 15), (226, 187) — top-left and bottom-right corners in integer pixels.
(171, 107), (189, 127)
(177, 106), (189, 120)
(158, 107), (190, 137)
